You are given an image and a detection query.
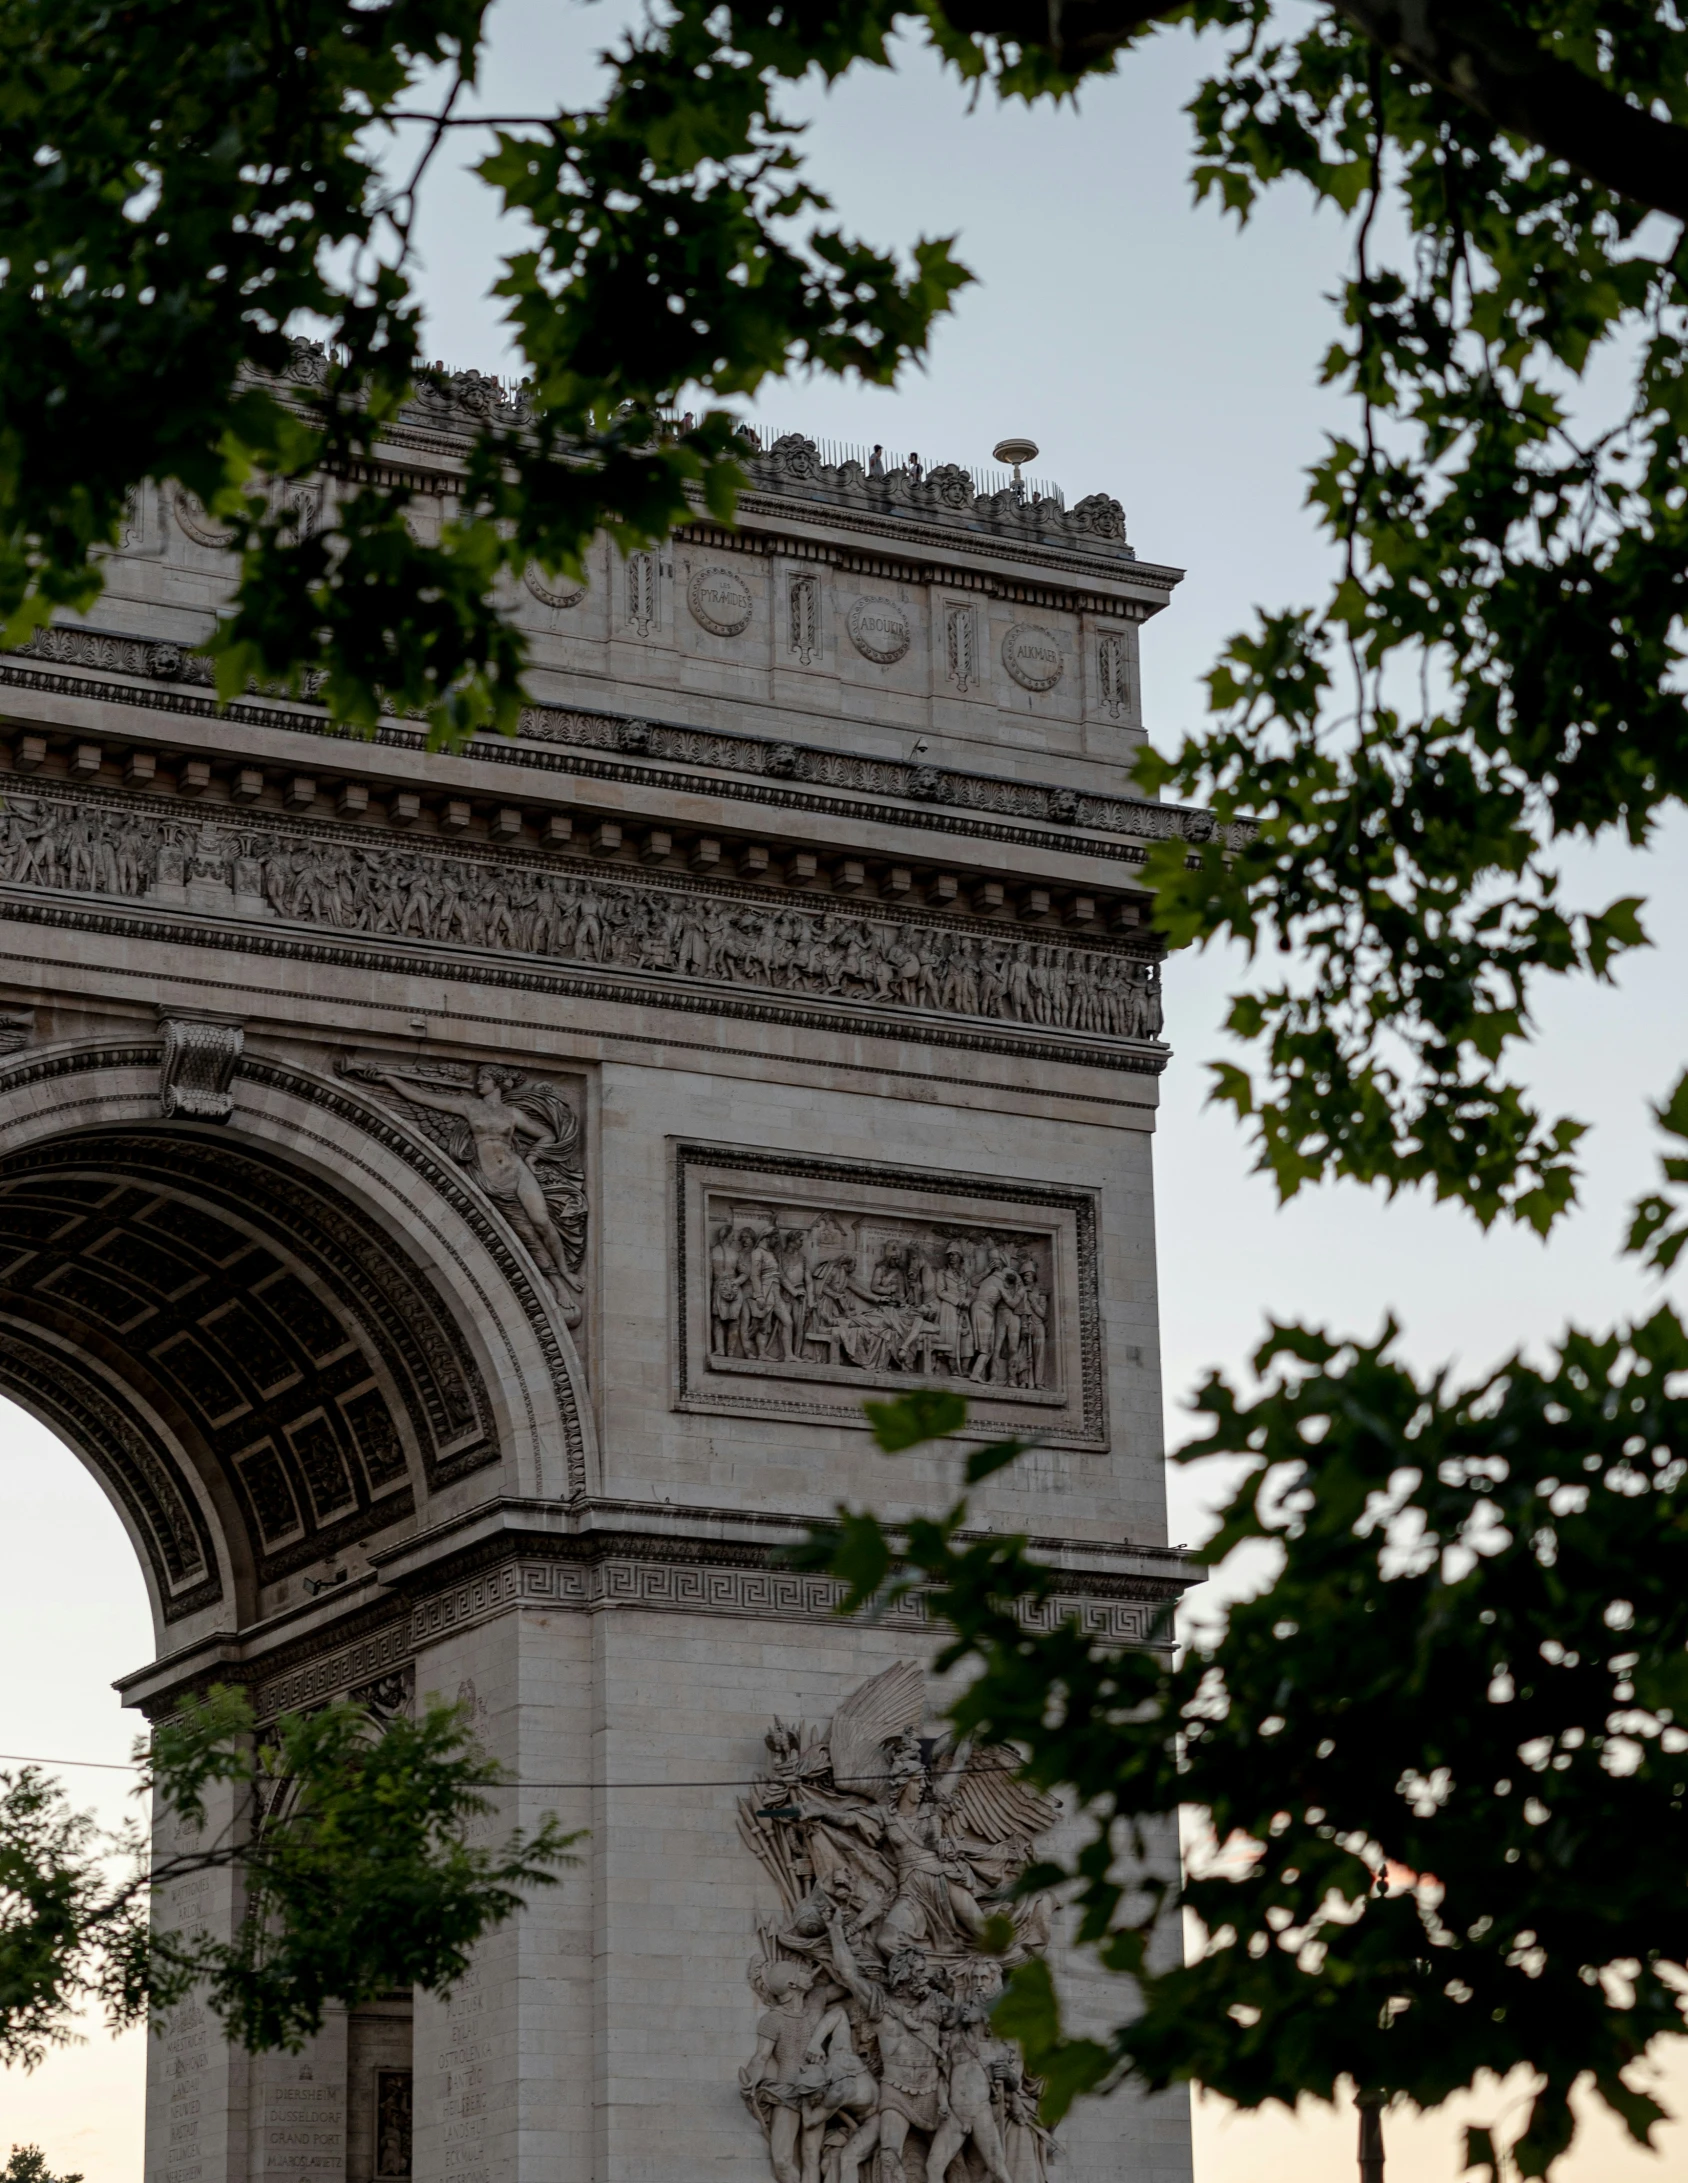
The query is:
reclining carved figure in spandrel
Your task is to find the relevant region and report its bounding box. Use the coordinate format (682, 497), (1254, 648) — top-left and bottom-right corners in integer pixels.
(340, 1057), (587, 1327)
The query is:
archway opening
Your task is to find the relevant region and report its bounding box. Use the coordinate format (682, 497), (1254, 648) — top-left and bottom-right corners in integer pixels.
(0, 1395), (153, 2183)
(0, 1120), (497, 1628)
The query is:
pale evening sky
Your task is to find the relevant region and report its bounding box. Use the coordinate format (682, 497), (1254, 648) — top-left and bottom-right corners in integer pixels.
(4, 9), (1687, 2179)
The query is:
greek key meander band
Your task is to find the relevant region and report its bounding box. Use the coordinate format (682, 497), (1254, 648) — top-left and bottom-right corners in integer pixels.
(249, 1558), (1172, 1720)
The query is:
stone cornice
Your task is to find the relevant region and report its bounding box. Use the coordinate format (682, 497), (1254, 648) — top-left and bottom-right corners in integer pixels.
(115, 1493), (1197, 1715)
(301, 407), (1172, 601)
(681, 501), (1180, 611)
(363, 1491), (1195, 1587)
(340, 455), (1180, 609)
(325, 354), (1175, 590)
(7, 622), (1232, 858)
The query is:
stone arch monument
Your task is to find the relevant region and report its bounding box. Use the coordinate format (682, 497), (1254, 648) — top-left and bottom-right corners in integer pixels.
(0, 403), (1200, 2183)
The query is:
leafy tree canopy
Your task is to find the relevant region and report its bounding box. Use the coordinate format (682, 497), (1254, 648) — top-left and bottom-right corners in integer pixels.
(0, 1688), (575, 2068)
(11, 0), (1688, 2170)
(3, 2149), (83, 2183)
(801, 1369), (1688, 2178)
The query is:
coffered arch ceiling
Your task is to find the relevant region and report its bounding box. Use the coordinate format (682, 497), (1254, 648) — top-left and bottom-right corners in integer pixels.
(0, 1127), (496, 1625)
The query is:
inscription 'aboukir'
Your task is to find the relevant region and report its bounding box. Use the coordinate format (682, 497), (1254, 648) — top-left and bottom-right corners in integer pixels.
(0, 788), (1164, 1045)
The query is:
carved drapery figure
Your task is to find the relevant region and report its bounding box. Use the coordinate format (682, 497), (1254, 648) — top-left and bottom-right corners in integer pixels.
(0, 791), (1165, 1045)
(741, 1958), (825, 2183)
(738, 1663), (1058, 2183)
(341, 1059), (587, 1325)
(925, 1997), (1015, 2183)
(706, 1205), (1055, 1394)
(374, 2069), (413, 2179)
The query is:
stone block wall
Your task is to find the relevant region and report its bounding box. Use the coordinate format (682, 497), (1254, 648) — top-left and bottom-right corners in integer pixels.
(2, 403), (1196, 2183)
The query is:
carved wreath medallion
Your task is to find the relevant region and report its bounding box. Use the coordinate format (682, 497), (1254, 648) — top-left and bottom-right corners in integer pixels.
(524, 564), (588, 610)
(1001, 623), (1065, 693)
(169, 485), (235, 550)
(847, 595), (912, 666)
(688, 564), (754, 637)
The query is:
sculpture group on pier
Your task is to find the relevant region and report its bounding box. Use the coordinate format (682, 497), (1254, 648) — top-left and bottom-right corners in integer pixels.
(739, 1662), (1058, 2183)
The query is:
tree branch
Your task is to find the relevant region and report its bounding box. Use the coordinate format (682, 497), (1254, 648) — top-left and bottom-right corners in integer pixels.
(1331, 0), (1688, 222)
(931, 0), (1688, 221)
(385, 112), (558, 128)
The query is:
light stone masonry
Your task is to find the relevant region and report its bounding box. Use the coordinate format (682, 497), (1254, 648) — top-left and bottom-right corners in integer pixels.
(2, 377), (1198, 2181)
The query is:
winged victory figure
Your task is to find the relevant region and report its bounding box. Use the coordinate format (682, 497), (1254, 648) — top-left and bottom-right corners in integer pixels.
(341, 1059), (587, 1325)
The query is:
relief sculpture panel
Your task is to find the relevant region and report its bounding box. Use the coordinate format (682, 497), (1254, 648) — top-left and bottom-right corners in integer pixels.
(0, 785), (1164, 1055)
(708, 1203), (1055, 1398)
(341, 1058), (587, 1327)
(739, 1661), (1058, 2183)
(675, 1145), (1105, 1447)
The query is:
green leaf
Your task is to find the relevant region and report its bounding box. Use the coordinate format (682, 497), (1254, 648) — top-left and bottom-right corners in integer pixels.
(864, 1389), (967, 1451)
(964, 1434), (1037, 1484)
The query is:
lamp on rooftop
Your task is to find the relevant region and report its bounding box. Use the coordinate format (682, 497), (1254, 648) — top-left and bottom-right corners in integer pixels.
(992, 436), (1039, 501)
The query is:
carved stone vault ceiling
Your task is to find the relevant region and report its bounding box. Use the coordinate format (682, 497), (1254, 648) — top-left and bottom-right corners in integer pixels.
(0, 1128), (494, 1611)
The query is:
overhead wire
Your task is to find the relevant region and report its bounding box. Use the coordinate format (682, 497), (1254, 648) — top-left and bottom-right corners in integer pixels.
(0, 1751), (1029, 1791)
(0, 1752), (767, 1787)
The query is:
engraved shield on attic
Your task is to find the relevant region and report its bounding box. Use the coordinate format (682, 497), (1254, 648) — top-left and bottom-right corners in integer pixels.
(674, 1143), (1106, 1448)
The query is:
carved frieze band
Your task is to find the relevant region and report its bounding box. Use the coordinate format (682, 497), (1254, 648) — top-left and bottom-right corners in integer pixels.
(0, 777), (1166, 1069)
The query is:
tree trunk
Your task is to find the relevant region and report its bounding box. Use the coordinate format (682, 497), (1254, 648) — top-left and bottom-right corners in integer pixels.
(1358, 2089), (1386, 2183)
